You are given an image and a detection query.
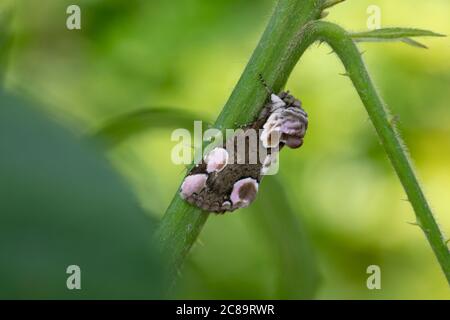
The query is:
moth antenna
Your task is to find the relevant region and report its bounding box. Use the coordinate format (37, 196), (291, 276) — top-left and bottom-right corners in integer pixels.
(258, 73), (273, 94)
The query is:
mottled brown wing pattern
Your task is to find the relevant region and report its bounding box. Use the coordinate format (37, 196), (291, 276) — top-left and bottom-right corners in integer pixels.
(180, 91), (308, 213)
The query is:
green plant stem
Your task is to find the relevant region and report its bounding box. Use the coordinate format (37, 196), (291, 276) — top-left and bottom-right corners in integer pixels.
(156, 0), (450, 284)
(250, 177), (320, 298)
(305, 21), (450, 283)
(156, 0), (326, 275)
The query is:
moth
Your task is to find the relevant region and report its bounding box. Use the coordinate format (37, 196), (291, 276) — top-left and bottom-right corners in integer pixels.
(180, 78), (308, 213)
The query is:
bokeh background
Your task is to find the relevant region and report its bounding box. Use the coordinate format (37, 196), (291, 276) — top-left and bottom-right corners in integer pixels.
(1, 0), (449, 299)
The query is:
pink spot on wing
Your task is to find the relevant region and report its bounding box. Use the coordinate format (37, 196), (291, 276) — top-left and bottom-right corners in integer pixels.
(180, 174), (208, 199)
(230, 178), (259, 209)
(205, 147), (229, 173)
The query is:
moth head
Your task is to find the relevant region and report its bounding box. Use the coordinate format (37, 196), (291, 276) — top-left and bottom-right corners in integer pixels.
(283, 134), (303, 149)
(279, 107), (307, 148)
(260, 103), (308, 149)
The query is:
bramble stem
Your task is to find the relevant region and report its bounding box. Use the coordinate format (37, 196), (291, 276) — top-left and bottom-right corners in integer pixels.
(305, 21), (450, 284)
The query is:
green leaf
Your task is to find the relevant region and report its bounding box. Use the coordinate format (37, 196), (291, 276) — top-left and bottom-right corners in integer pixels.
(93, 106), (209, 276)
(92, 107), (206, 147)
(350, 28), (445, 39)
(0, 91), (166, 298)
(349, 28), (445, 48)
(249, 177), (320, 299)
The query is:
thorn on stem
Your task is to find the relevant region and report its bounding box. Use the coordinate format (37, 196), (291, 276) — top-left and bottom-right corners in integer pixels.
(322, 0), (346, 10)
(407, 221), (431, 234)
(197, 238), (205, 247)
(407, 221), (422, 229)
(258, 73), (273, 94)
(389, 115), (401, 126)
(320, 11), (329, 19)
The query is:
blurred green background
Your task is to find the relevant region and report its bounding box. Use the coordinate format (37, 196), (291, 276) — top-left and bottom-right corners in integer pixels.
(1, 0), (449, 299)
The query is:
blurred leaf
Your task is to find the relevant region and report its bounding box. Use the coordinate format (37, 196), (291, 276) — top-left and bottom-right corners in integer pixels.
(92, 107), (207, 147)
(0, 4), (14, 82)
(0, 91), (166, 299)
(250, 177), (320, 299)
(350, 28), (445, 49)
(94, 107), (211, 279)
